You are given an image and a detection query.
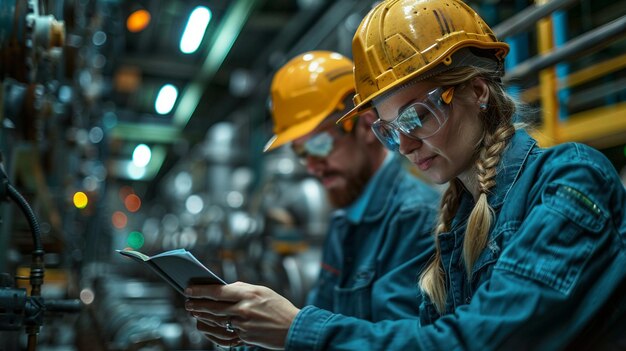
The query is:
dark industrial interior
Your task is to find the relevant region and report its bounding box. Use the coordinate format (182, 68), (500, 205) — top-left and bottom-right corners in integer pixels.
(1, 0), (625, 349)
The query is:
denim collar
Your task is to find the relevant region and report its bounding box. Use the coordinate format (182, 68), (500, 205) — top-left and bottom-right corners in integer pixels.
(333, 152), (397, 224)
(452, 129), (536, 228)
(489, 129), (536, 209)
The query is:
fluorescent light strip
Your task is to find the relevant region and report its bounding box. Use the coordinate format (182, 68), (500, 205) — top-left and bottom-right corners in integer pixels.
(132, 144), (152, 167)
(155, 84), (178, 115)
(180, 6), (212, 54)
(173, 0), (259, 128)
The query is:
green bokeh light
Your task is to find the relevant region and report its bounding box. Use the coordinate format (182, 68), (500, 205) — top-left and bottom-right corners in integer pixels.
(127, 231), (145, 250)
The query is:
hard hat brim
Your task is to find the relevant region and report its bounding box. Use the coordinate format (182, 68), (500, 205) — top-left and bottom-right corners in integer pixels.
(336, 103), (363, 125)
(263, 114), (328, 152)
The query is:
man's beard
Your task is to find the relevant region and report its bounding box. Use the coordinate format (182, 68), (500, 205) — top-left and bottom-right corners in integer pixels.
(325, 163), (373, 208)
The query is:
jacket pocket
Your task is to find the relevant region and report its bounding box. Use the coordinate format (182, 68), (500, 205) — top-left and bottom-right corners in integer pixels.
(333, 267), (376, 319)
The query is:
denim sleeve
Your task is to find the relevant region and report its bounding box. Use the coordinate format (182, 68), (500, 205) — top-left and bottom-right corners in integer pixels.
(284, 145), (626, 350)
(286, 305), (425, 350)
(303, 216), (345, 311)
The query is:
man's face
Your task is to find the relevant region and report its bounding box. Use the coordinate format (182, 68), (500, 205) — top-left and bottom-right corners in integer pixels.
(291, 117), (373, 208)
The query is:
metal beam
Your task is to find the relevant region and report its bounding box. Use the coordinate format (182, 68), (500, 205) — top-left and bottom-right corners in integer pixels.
(559, 52), (626, 90)
(567, 76), (626, 112)
(518, 53), (626, 104)
(493, 0), (579, 38)
(109, 123), (181, 143)
(503, 15), (626, 84)
(532, 102), (626, 148)
(560, 102), (626, 146)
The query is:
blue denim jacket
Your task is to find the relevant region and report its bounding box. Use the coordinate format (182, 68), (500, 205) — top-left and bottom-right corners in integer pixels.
(305, 154), (439, 321)
(286, 130), (626, 350)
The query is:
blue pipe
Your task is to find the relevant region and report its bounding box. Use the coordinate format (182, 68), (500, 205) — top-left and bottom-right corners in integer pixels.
(553, 10), (570, 120)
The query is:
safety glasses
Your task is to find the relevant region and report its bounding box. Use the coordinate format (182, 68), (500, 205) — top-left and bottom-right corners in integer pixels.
(371, 86), (455, 151)
(290, 119), (355, 163)
(291, 131), (335, 161)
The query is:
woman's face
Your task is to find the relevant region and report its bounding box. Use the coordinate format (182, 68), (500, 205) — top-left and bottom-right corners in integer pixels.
(374, 80), (485, 184)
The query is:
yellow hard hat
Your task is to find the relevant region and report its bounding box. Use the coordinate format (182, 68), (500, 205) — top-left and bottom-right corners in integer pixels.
(264, 51), (355, 152)
(338, 0), (509, 123)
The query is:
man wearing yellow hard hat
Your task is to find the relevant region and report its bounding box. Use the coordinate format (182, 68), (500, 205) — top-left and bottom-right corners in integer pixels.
(186, 50), (439, 347)
(264, 49), (439, 317)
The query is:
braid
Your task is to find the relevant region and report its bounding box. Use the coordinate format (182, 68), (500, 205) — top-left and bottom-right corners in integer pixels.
(463, 123), (515, 276)
(419, 65), (519, 315)
(419, 179), (462, 314)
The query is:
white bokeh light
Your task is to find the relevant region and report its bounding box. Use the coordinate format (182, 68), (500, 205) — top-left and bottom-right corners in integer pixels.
(180, 6), (212, 54)
(155, 84), (178, 115)
(185, 194), (204, 214)
(132, 144), (152, 167)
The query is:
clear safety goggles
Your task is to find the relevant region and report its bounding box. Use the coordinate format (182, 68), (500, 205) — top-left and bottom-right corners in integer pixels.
(292, 131), (335, 161)
(371, 86), (455, 151)
(290, 119), (355, 163)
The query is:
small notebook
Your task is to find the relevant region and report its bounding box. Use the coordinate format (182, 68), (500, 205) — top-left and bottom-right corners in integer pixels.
(117, 248), (226, 295)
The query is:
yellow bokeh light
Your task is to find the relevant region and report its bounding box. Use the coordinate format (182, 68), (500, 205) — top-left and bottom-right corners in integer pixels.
(73, 191), (89, 209)
(127, 9), (151, 33)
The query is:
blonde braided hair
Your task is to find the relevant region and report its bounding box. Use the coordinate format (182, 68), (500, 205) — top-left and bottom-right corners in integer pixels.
(419, 179), (462, 308)
(419, 66), (517, 314)
(464, 125), (515, 276)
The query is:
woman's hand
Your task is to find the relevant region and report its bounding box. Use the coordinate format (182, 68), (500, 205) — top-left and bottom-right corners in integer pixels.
(185, 281), (300, 350)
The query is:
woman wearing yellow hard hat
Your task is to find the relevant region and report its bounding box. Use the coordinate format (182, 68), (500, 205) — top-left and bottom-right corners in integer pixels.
(185, 0), (626, 349)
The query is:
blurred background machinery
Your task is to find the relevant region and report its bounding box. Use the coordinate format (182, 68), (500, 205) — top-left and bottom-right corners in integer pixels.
(0, 0), (625, 350)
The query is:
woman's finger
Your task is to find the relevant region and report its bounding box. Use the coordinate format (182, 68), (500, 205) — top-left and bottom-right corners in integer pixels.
(187, 281), (254, 301)
(185, 298), (234, 315)
(192, 311), (230, 327)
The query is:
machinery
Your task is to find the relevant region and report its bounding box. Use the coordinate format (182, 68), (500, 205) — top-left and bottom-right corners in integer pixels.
(0, 1), (83, 350)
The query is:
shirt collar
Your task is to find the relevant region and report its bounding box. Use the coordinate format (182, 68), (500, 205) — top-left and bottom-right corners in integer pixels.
(452, 129), (536, 228)
(490, 129), (536, 208)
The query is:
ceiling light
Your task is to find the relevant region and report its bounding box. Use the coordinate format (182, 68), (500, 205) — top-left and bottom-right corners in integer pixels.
(127, 9), (151, 33)
(155, 84), (178, 115)
(132, 144), (152, 167)
(180, 6), (212, 54)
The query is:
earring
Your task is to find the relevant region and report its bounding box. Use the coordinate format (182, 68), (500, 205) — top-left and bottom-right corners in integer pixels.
(479, 103), (488, 111)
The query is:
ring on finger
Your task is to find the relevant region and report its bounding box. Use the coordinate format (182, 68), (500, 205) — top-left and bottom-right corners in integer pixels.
(225, 320), (235, 333)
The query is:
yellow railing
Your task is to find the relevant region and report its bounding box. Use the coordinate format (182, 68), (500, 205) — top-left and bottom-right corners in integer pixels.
(526, 3), (626, 148)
